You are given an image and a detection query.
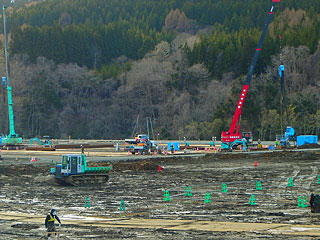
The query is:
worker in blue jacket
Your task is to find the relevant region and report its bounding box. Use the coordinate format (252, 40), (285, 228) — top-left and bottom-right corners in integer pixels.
(45, 209), (61, 240)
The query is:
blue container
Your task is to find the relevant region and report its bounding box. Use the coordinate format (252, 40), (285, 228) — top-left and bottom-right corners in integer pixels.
(297, 135), (318, 146)
(168, 142), (180, 151)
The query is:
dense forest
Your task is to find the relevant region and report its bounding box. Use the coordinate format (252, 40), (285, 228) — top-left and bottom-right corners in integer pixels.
(0, 0), (319, 140)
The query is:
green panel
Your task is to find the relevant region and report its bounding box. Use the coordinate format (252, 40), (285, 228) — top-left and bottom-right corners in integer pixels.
(2, 136), (22, 145)
(7, 86), (17, 137)
(85, 165), (113, 173)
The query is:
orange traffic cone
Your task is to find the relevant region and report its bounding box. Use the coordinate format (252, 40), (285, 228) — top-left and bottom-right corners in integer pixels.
(30, 157), (37, 162)
(254, 160), (257, 167)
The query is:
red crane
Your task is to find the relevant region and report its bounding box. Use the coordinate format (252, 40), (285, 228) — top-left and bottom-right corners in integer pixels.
(221, 0), (280, 145)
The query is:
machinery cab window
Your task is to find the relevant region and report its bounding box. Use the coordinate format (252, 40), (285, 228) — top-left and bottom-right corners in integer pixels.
(70, 156), (78, 173)
(61, 155), (69, 170)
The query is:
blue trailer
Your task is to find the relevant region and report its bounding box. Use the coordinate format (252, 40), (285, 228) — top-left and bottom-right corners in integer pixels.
(297, 135), (318, 147)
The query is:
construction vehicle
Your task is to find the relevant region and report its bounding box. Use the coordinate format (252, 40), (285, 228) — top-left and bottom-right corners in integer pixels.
(221, 138), (248, 151)
(276, 126), (295, 148)
(30, 137), (51, 147)
(1, 6), (22, 147)
(125, 133), (158, 154)
(27, 137), (54, 150)
(125, 117), (158, 154)
(242, 132), (253, 144)
(125, 134), (149, 144)
(50, 154), (112, 186)
(221, 0), (280, 150)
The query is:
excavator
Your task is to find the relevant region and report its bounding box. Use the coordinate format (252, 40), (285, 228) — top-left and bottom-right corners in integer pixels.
(1, 6), (22, 147)
(221, 0), (280, 150)
(30, 137), (51, 147)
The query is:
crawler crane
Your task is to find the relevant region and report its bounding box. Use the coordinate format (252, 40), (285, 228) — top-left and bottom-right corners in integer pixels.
(1, 6), (22, 146)
(221, 0), (280, 150)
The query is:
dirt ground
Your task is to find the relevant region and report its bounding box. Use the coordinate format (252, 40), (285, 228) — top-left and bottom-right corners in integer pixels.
(0, 150), (320, 239)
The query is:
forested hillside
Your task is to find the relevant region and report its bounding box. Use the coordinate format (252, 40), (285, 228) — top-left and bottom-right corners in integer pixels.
(0, 0), (319, 140)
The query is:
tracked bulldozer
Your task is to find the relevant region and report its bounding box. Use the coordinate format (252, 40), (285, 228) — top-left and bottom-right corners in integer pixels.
(50, 154), (112, 186)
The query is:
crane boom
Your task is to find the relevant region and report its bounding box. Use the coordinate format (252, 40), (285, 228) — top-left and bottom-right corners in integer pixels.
(221, 0), (280, 143)
(2, 5), (22, 145)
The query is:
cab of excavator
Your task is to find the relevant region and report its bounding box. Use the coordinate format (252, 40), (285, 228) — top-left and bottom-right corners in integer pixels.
(53, 154), (86, 178)
(61, 155), (83, 175)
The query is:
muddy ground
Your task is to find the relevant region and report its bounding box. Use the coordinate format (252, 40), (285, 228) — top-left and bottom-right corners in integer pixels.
(0, 150), (320, 239)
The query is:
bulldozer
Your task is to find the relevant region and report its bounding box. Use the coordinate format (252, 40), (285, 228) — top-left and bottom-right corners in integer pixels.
(50, 154), (112, 186)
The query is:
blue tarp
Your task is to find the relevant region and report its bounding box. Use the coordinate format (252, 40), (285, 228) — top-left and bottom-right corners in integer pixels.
(297, 135), (318, 146)
(168, 142), (180, 151)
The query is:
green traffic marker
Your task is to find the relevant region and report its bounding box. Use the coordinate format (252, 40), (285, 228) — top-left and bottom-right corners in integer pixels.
(249, 194), (256, 205)
(298, 196), (308, 208)
(256, 181), (262, 190)
(120, 200), (126, 211)
(302, 196), (308, 208)
(185, 186), (192, 197)
(288, 178), (294, 187)
(164, 190), (170, 201)
(85, 196), (90, 208)
(204, 192), (211, 203)
(221, 183), (228, 193)
(297, 195), (308, 208)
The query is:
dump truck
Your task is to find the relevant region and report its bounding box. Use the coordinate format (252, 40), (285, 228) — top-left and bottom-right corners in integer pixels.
(50, 154), (112, 186)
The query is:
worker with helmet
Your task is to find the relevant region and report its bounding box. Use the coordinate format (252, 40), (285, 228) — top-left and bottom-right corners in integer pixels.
(45, 209), (61, 240)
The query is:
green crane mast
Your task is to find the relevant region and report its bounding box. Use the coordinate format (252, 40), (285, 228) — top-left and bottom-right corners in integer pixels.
(1, 5), (22, 145)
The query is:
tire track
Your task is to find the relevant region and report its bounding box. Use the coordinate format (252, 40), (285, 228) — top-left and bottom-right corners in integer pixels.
(273, 165), (300, 202)
(304, 166), (318, 190)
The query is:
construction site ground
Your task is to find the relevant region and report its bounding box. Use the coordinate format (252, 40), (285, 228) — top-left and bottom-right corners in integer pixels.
(0, 147), (320, 239)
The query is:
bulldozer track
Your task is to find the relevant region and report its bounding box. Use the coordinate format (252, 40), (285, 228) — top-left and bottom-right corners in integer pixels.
(58, 174), (109, 186)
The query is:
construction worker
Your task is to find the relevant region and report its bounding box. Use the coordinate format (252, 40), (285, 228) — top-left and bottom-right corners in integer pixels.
(258, 139), (262, 149)
(81, 144), (84, 154)
(171, 144), (175, 154)
(45, 209), (61, 240)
